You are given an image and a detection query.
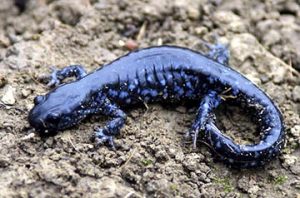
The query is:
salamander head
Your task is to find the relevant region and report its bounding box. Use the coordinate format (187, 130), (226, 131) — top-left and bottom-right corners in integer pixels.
(28, 86), (88, 135)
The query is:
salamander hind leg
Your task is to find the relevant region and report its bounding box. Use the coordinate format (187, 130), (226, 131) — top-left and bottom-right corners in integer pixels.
(206, 42), (230, 66)
(93, 96), (127, 149)
(186, 90), (221, 148)
(48, 65), (87, 87)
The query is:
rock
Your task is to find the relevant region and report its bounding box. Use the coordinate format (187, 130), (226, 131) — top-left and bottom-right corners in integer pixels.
(175, 151), (184, 162)
(155, 149), (169, 162)
(237, 176), (258, 194)
(121, 166), (141, 184)
(3, 42), (45, 70)
(0, 33), (10, 47)
(182, 153), (204, 172)
(1, 85), (16, 105)
(262, 29), (281, 46)
(291, 125), (300, 137)
(230, 33), (261, 64)
(292, 86), (300, 102)
(142, 5), (160, 18)
(282, 154), (297, 167)
(21, 89), (31, 98)
(145, 178), (172, 195)
(195, 26), (208, 36)
(78, 176), (139, 198)
(248, 185), (260, 194)
(52, 0), (90, 26)
(0, 155), (10, 168)
(229, 33), (291, 84)
(291, 163), (300, 175)
(98, 178), (117, 197)
(272, 66), (287, 84)
(0, 75), (7, 88)
(213, 11), (247, 33)
(187, 7), (200, 20)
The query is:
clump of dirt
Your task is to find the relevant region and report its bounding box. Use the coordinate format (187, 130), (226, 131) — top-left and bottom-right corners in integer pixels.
(0, 0), (299, 197)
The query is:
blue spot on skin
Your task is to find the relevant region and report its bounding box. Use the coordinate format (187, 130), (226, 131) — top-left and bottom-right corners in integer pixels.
(150, 90), (158, 97)
(109, 89), (118, 97)
(144, 96), (150, 102)
(163, 93), (168, 99)
(215, 141), (221, 148)
(208, 77), (215, 84)
(136, 88), (141, 94)
(166, 73), (172, 80)
(147, 76), (153, 83)
(185, 81), (193, 89)
(185, 90), (193, 97)
(126, 98), (131, 104)
(191, 76), (198, 82)
(173, 73), (181, 82)
(231, 87), (239, 96)
(141, 89), (150, 96)
(180, 71), (187, 79)
(160, 79), (166, 86)
(174, 85), (184, 97)
(119, 91), (129, 99)
(141, 89), (158, 97)
(128, 84), (136, 91)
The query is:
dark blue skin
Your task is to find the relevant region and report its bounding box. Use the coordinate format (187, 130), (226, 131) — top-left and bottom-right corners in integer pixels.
(28, 44), (285, 168)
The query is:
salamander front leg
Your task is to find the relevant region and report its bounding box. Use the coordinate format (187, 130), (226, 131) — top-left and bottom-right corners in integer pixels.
(48, 65), (87, 87)
(94, 98), (127, 149)
(205, 42), (230, 66)
(187, 90), (221, 148)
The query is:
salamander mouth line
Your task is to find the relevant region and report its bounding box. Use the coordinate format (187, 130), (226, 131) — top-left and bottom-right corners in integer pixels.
(39, 118), (46, 128)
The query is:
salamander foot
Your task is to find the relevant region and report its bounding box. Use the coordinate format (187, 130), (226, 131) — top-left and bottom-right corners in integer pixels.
(94, 128), (116, 150)
(47, 67), (60, 87)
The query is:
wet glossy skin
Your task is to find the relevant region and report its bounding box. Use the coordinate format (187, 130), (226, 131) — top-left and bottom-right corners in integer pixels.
(28, 45), (285, 168)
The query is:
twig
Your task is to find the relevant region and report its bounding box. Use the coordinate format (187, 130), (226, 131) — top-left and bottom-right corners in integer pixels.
(120, 147), (136, 169)
(136, 21), (147, 41)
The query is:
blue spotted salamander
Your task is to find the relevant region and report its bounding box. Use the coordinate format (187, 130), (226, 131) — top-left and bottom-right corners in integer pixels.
(28, 44), (285, 168)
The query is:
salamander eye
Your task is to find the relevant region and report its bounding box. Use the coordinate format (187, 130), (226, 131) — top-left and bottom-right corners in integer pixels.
(34, 95), (45, 105)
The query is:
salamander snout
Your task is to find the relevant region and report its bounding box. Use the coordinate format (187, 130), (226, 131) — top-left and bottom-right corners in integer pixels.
(28, 105), (62, 135)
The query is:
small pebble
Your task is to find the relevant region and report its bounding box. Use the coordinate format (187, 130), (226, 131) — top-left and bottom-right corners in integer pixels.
(187, 7), (200, 20)
(1, 85), (16, 105)
(118, 40), (125, 47)
(26, 103), (34, 110)
(291, 125), (300, 137)
(125, 40), (138, 51)
(175, 106), (187, 113)
(21, 89), (31, 98)
(0, 75), (7, 88)
(292, 86), (300, 102)
(99, 177), (117, 196)
(0, 34), (10, 47)
(248, 185), (260, 194)
(282, 154), (297, 167)
(263, 29), (281, 46)
(195, 26), (208, 36)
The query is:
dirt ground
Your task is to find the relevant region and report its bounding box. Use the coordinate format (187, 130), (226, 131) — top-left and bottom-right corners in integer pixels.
(0, 0), (300, 197)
